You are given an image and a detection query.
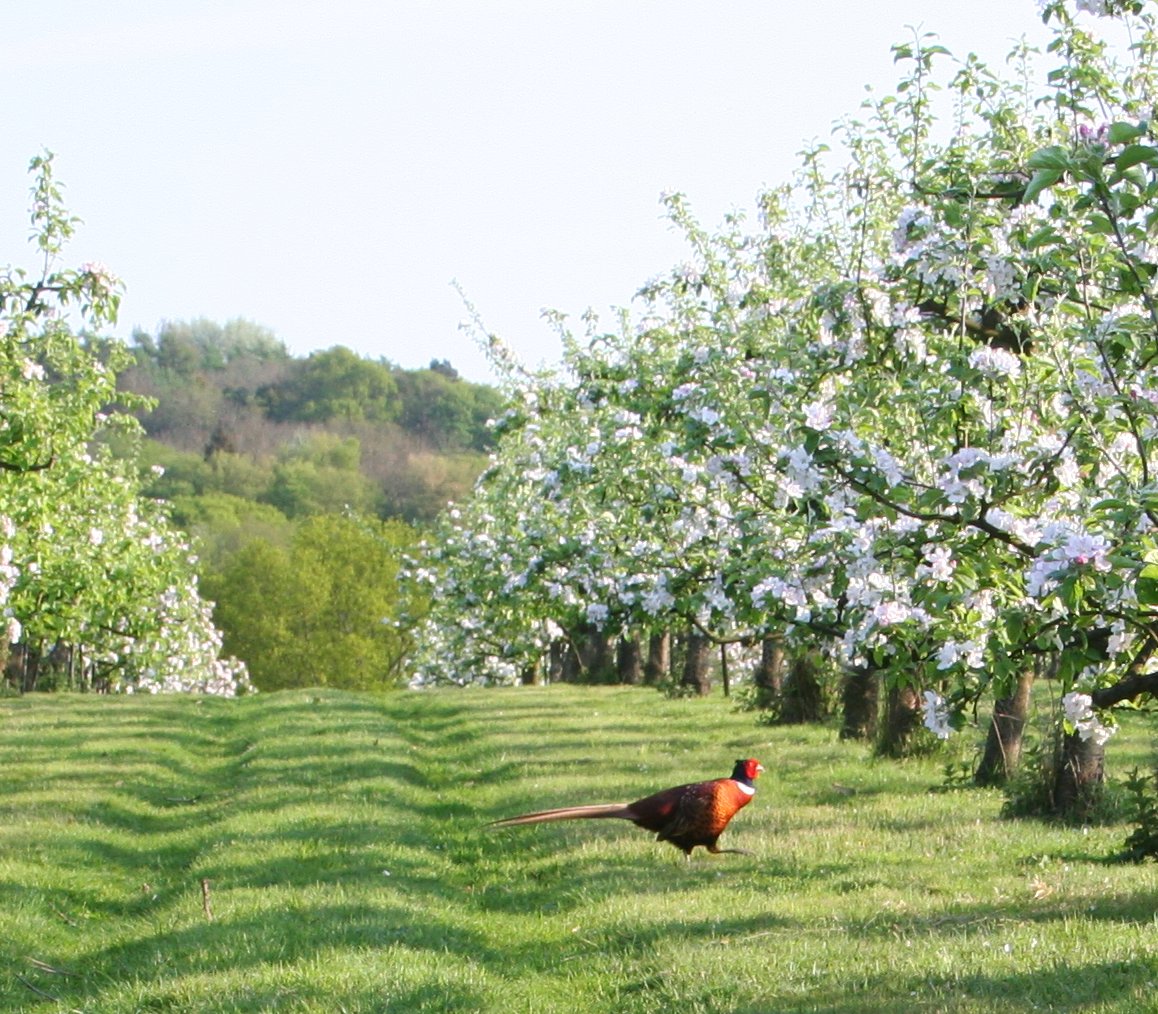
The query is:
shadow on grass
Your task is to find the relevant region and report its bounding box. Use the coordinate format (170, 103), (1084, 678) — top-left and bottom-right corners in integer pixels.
(45, 899), (792, 1011)
(741, 955), (1158, 1014)
(839, 887), (1158, 938)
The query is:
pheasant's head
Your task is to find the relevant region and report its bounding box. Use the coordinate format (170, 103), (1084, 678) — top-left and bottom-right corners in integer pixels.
(732, 758), (765, 785)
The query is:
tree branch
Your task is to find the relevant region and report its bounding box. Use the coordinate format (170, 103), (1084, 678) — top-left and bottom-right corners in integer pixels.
(0, 452), (54, 473)
(1091, 671), (1158, 709)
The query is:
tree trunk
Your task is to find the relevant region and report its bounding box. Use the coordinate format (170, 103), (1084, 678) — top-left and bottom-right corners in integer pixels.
(681, 630), (712, 696)
(0, 632), (10, 693)
(780, 652), (826, 724)
(1053, 730), (1106, 819)
(573, 626), (615, 683)
(3, 640), (17, 692)
(617, 636), (644, 685)
(10, 642), (42, 693)
(644, 632), (670, 685)
(840, 666), (879, 741)
(588, 630), (616, 683)
(548, 639), (568, 682)
(720, 644), (731, 698)
(878, 684), (922, 757)
(521, 658), (542, 686)
(79, 648), (95, 693)
(557, 638), (581, 683)
(753, 636), (784, 709)
(975, 669), (1036, 786)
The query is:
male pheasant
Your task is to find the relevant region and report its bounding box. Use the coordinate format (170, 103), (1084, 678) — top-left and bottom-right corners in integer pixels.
(488, 758), (764, 857)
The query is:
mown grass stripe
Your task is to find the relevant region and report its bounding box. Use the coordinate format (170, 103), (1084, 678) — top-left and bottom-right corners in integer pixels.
(1, 686), (1155, 1012)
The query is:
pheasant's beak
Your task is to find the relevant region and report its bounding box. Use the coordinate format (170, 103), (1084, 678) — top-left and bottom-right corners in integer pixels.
(756, 763), (766, 774)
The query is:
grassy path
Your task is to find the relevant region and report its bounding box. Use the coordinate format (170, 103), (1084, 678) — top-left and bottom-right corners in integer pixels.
(1, 686), (1156, 1012)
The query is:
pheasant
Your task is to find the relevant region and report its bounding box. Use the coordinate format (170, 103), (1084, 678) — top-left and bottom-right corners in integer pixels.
(488, 758), (764, 857)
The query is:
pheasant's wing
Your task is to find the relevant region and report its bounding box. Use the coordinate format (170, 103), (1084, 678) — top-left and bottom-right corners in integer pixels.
(655, 780), (720, 848)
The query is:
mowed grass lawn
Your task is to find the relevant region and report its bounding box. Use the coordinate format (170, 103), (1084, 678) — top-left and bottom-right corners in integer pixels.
(1, 686), (1156, 1013)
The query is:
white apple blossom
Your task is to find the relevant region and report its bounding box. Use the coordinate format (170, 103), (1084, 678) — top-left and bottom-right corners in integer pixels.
(922, 690), (953, 739)
(918, 545), (956, 583)
(892, 206), (931, 254)
(983, 253), (1019, 301)
(642, 582), (675, 616)
(872, 600), (912, 627)
(968, 345), (1022, 380)
(1062, 691), (1117, 746)
(803, 400), (834, 431)
(586, 603), (609, 627)
(872, 448), (906, 488)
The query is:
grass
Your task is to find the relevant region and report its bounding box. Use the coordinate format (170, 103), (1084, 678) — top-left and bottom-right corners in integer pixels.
(0, 685), (1156, 1013)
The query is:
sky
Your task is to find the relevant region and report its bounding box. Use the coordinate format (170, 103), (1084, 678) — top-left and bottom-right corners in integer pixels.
(1, 1), (1090, 384)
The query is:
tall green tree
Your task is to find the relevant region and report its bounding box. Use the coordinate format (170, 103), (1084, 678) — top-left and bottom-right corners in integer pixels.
(394, 366), (505, 451)
(260, 346), (399, 423)
(131, 317), (288, 373)
(205, 513), (424, 690)
(261, 433), (381, 518)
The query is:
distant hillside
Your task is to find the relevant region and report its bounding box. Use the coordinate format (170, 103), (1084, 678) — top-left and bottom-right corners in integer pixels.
(117, 318), (505, 525)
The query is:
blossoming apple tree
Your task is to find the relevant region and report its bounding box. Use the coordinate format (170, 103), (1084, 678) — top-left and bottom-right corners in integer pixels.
(415, 0), (1158, 804)
(0, 153), (249, 695)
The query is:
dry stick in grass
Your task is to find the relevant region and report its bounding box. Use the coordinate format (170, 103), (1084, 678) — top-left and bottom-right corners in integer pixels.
(27, 957), (75, 976)
(17, 975), (59, 1002)
(201, 878), (213, 921)
(51, 905), (78, 926)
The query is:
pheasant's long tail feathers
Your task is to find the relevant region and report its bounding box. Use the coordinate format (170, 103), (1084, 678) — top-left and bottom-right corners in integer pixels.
(488, 803), (633, 828)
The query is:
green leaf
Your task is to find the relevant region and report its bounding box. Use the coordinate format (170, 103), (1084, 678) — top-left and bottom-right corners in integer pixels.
(1136, 564), (1158, 606)
(1027, 146), (1070, 172)
(1023, 168), (1063, 203)
(1108, 121), (1147, 145)
(1115, 144), (1158, 172)
(1116, 165), (1148, 192)
(1026, 225), (1062, 249)
(1004, 612), (1025, 643)
(1085, 214), (1115, 235)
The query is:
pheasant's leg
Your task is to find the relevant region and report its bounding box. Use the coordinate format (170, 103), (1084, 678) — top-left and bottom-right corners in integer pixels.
(706, 845), (753, 856)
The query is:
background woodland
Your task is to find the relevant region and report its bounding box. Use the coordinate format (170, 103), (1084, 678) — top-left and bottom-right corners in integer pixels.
(107, 319), (504, 693)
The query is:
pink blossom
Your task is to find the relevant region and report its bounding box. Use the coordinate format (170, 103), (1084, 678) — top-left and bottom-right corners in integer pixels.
(1061, 532), (1111, 570)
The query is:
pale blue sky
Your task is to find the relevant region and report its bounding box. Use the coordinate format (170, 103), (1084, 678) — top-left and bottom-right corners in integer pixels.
(3, 2), (1088, 383)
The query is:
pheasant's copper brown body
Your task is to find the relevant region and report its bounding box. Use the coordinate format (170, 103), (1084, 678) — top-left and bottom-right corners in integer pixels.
(488, 758), (764, 857)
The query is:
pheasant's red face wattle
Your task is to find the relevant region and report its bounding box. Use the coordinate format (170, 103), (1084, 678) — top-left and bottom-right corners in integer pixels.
(733, 758), (765, 784)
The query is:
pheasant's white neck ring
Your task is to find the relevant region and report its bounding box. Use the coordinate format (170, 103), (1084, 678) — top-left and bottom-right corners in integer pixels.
(734, 780), (756, 797)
